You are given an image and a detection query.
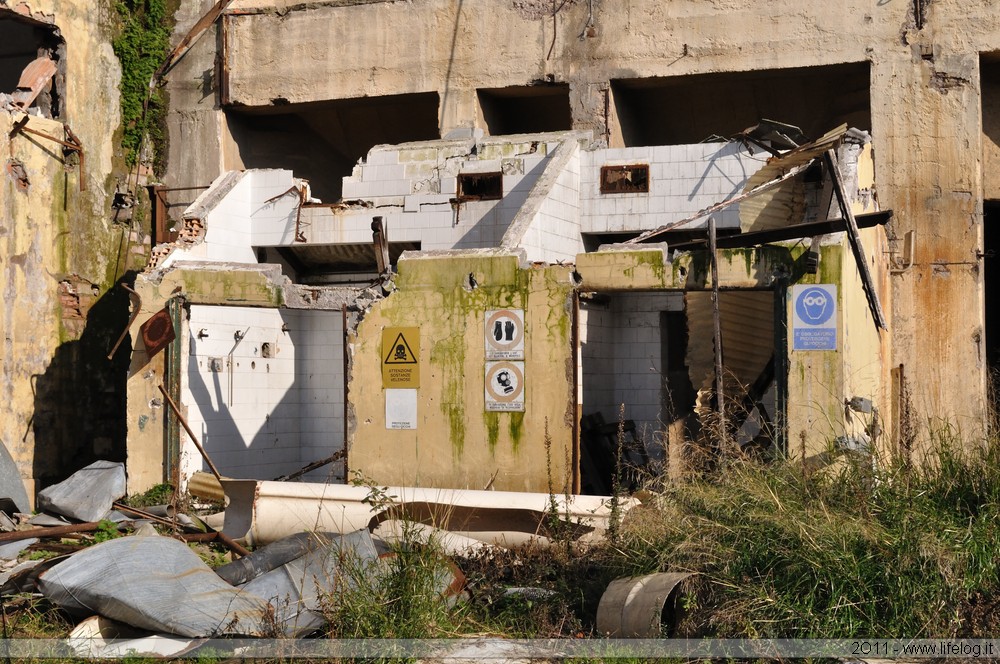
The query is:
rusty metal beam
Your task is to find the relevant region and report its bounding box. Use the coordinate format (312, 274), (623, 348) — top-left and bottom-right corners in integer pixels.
(153, 0), (236, 82)
(107, 284), (142, 360)
(11, 121), (85, 192)
(667, 210), (892, 251)
(824, 149), (888, 331)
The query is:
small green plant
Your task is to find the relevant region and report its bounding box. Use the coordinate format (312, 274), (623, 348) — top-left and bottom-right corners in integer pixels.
(190, 542), (228, 568)
(124, 482), (174, 508)
(24, 549), (60, 561)
(90, 519), (121, 544)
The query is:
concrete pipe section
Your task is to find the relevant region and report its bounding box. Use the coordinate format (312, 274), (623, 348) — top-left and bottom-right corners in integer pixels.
(596, 572), (693, 637)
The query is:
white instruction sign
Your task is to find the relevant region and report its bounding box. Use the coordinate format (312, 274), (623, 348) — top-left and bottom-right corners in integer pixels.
(792, 284), (837, 351)
(385, 388), (417, 429)
(485, 309), (524, 360)
(485, 361), (524, 412)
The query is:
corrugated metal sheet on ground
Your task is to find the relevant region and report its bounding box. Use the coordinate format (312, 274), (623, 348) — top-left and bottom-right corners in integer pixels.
(38, 536), (271, 637)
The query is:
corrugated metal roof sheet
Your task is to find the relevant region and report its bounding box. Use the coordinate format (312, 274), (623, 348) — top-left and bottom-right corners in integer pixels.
(739, 124), (848, 233)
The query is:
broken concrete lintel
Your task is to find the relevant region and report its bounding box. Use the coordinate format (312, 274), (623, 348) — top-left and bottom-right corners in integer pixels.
(141, 261), (371, 311)
(394, 249), (530, 289)
(574, 244), (675, 290)
(1, 3), (58, 28)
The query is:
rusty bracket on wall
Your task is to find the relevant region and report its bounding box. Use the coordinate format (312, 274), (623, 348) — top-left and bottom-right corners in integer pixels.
(9, 116), (85, 191)
(107, 284), (142, 360)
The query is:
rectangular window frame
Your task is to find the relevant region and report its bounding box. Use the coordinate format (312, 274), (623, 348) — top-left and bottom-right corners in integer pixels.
(600, 164), (650, 194)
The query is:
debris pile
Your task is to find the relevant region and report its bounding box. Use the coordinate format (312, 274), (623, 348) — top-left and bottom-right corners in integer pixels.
(0, 457), (678, 658)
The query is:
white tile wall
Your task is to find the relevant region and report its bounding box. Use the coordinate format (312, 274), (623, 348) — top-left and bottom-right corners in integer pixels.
(180, 305), (345, 484)
(580, 293), (684, 449)
(580, 142), (752, 234)
(171, 138), (765, 270)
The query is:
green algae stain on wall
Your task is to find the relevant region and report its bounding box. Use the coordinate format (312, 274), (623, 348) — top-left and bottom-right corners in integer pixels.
(430, 327), (467, 458)
(485, 411), (501, 454)
(508, 412), (525, 453)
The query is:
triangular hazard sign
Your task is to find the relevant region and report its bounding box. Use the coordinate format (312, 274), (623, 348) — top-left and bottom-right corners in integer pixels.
(384, 332), (417, 364)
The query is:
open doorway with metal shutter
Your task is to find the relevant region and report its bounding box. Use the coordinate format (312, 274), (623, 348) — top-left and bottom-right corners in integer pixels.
(577, 287), (785, 494)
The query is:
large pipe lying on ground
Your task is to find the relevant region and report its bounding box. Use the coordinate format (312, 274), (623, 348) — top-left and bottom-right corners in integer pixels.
(221, 479), (637, 547)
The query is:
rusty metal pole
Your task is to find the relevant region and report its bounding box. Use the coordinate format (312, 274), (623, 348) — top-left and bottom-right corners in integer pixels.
(708, 216), (726, 446)
(158, 384), (223, 481)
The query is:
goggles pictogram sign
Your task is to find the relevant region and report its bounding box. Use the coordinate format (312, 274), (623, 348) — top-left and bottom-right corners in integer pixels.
(382, 327), (420, 387)
(791, 284), (837, 351)
(485, 361), (524, 412)
(485, 309), (524, 360)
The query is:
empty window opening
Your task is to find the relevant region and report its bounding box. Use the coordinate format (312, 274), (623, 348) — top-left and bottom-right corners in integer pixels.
(457, 172), (503, 202)
(477, 84), (572, 136)
(600, 164), (649, 194)
(226, 92), (440, 202)
(0, 11), (64, 117)
(611, 62), (870, 147)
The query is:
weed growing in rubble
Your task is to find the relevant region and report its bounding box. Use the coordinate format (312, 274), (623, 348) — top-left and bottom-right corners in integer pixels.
(90, 519), (121, 544)
(321, 528), (460, 639)
(605, 433), (1000, 638)
(123, 482), (173, 508)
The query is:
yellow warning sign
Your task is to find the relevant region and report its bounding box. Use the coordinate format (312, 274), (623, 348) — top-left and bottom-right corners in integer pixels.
(382, 327), (419, 388)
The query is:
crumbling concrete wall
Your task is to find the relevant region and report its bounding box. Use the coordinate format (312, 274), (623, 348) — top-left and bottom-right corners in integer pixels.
(181, 0), (998, 451)
(1, 1), (127, 501)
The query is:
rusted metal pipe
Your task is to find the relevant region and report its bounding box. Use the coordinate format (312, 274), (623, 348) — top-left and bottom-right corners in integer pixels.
(709, 216), (726, 443)
(0, 521), (103, 544)
(111, 502), (175, 528)
(273, 449), (346, 482)
(158, 384), (223, 481)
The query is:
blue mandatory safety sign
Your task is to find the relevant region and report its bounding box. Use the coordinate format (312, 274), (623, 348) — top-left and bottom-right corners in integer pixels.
(792, 284), (837, 351)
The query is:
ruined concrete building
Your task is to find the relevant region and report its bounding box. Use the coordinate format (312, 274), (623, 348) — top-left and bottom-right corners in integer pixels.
(5, 0), (1000, 499)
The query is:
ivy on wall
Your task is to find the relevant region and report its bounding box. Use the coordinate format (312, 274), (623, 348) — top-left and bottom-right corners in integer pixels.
(112, 0), (172, 171)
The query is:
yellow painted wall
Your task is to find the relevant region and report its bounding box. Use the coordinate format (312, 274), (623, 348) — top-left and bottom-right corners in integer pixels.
(348, 253), (577, 493)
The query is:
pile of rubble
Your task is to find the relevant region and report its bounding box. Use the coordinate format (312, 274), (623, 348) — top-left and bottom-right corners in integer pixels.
(1, 459), (687, 658)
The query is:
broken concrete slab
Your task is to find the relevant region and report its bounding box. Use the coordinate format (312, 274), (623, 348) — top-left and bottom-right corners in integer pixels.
(36, 460), (126, 522)
(0, 537), (37, 560)
(38, 536), (271, 637)
(0, 439), (30, 514)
